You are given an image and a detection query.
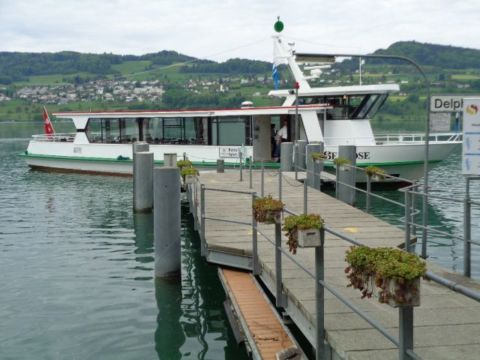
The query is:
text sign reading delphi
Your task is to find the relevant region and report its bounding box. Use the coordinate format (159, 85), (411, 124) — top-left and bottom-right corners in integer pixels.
(219, 146), (241, 159)
(462, 98), (480, 175)
(430, 96), (464, 113)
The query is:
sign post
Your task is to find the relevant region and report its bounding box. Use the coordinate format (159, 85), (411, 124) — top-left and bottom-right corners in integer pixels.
(462, 98), (480, 175)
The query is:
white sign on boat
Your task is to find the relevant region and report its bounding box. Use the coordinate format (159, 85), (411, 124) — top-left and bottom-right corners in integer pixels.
(462, 98), (480, 175)
(430, 95), (464, 113)
(219, 146), (241, 159)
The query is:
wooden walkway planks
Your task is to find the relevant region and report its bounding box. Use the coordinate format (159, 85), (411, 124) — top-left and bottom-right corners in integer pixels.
(220, 268), (300, 360)
(191, 170), (480, 360)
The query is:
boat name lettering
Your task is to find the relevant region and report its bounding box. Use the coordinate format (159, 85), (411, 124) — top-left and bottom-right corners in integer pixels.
(430, 96), (464, 112)
(323, 151), (370, 160)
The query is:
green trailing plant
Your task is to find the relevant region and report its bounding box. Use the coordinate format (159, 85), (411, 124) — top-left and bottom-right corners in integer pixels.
(181, 167), (199, 181)
(177, 159), (192, 169)
(345, 247), (426, 305)
(310, 152), (327, 162)
(365, 166), (386, 179)
(283, 214), (324, 254)
(252, 195), (284, 224)
(333, 156), (350, 168)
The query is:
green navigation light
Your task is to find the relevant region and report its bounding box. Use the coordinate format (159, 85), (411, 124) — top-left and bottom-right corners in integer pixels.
(274, 17), (284, 33)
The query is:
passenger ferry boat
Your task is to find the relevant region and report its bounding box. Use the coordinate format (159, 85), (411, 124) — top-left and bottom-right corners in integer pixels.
(24, 31), (461, 179)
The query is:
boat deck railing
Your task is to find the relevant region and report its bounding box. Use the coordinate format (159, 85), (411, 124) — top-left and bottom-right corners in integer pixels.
(32, 133), (76, 142)
(375, 132), (462, 144)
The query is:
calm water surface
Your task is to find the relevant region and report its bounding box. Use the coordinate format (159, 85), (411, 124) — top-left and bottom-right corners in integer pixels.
(0, 124), (247, 359)
(1, 122), (479, 359)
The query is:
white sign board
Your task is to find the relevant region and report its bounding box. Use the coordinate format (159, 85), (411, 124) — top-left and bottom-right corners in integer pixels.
(463, 98), (480, 175)
(430, 113), (451, 132)
(431, 96), (464, 113)
(219, 146), (241, 159)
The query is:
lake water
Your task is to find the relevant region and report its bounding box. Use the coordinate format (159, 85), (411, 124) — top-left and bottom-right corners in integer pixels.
(0, 122), (478, 359)
(0, 124), (248, 359)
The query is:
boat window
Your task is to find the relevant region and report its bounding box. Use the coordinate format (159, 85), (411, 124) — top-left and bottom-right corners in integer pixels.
(144, 117), (205, 144)
(210, 116), (251, 146)
(86, 118), (139, 143)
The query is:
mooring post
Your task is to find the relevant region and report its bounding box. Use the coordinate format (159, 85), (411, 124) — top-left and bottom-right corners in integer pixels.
(133, 151), (154, 213)
(404, 190), (412, 252)
(306, 143), (323, 189)
(315, 228), (326, 360)
(275, 218), (286, 308)
(399, 306), (414, 360)
(251, 192), (259, 276)
(164, 153), (177, 167)
(366, 175), (371, 213)
(280, 142), (293, 171)
(297, 140), (307, 171)
(261, 161), (265, 197)
(337, 145), (357, 206)
(464, 177), (471, 277)
(217, 159), (225, 173)
(154, 167), (181, 277)
(249, 156), (253, 189)
(200, 184), (206, 257)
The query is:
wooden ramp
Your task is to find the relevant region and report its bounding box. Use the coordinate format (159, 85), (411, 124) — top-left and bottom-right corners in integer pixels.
(190, 170), (480, 360)
(219, 268), (302, 360)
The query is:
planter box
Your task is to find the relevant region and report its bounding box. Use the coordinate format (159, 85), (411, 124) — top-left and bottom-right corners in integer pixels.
(185, 174), (197, 184)
(256, 209), (282, 224)
(372, 174), (383, 181)
(377, 277), (421, 308)
(297, 228), (321, 247)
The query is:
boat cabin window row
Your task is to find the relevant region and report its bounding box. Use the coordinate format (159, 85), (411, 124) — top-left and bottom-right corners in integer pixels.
(85, 116), (253, 146)
(298, 94), (387, 120)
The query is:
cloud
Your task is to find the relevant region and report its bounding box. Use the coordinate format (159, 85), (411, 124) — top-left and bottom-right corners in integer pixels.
(0, 0), (478, 61)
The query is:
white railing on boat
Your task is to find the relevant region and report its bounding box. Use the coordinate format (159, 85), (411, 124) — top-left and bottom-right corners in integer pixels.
(32, 133), (76, 142)
(375, 132), (462, 144)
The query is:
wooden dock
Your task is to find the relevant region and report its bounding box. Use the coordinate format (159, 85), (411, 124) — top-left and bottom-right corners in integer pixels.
(189, 170), (480, 360)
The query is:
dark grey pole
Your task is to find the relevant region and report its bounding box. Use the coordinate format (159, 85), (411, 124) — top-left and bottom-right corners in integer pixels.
(464, 177), (471, 277)
(239, 151), (243, 182)
(249, 156), (253, 189)
(251, 192), (259, 276)
(278, 167), (282, 202)
(133, 152), (154, 212)
(337, 145), (357, 205)
(217, 159), (225, 173)
(275, 219), (286, 308)
(303, 180), (308, 215)
(366, 175), (371, 213)
(261, 161), (265, 197)
(315, 228), (325, 360)
(399, 307), (414, 360)
(297, 140), (307, 171)
(200, 184), (206, 257)
(154, 167), (181, 277)
(280, 142), (293, 171)
(404, 190), (412, 253)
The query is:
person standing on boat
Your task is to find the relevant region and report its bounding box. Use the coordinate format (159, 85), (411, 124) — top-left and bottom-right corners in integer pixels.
(274, 119), (289, 160)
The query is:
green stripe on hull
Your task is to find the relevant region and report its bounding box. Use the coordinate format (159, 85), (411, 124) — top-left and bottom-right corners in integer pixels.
(20, 152), (440, 169)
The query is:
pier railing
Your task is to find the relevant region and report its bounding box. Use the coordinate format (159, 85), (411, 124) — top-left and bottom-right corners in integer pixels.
(191, 182), (423, 360)
(31, 133), (76, 142)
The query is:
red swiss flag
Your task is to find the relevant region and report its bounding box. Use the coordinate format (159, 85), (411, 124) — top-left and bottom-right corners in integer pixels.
(43, 106), (55, 135)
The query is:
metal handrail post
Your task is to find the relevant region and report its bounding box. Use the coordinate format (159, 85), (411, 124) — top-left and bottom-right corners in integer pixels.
(261, 161), (265, 197)
(294, 143), (299, 180)
(464, 177), (471, 277)
(275, 218), (286, 308)
(249, 156), (253, 189)
(399, 306), (414, 360)
(252, 192), (259, 276)
(239, 151), (243, 182)
(335, 165), (340, 199)
(315, 228), (326, 360)
(366, 175), (371, 212)
(278, 167), (282, 202)
(404, 190), (412, 252)
(200, 185), (206, 257)
(303, 180), (308, 214)
(411, 182), (417, 241)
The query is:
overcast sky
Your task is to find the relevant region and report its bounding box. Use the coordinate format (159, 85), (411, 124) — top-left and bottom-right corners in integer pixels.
(0, 0), (479, 62)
